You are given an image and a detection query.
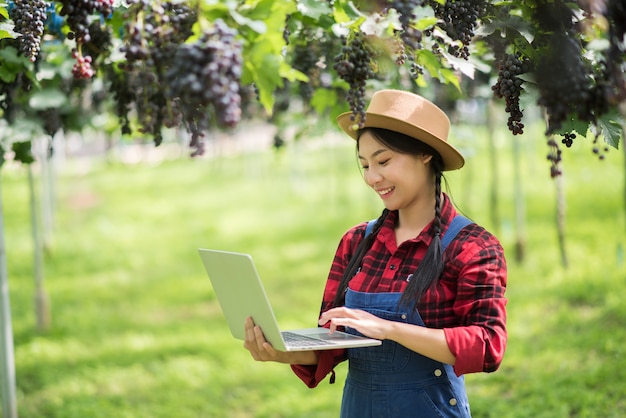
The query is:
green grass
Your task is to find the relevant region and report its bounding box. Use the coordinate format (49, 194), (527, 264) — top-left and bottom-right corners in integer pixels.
(2, 124), (625, 417)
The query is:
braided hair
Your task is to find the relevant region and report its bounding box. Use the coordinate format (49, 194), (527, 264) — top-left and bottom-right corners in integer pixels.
(332, 127), (445, 310)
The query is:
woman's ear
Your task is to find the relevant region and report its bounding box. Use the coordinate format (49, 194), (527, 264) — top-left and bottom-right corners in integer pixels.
(420, 154), (433, 165)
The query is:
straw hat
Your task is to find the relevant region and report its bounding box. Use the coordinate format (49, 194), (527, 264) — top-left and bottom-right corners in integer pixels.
(336, 89), (465, 171)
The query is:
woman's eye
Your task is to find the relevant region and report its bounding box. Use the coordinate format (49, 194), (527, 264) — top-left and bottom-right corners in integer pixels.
(379, 159), (390, 165)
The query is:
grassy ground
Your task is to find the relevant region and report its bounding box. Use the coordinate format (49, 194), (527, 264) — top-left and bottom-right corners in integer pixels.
(2, 123), (625, 417)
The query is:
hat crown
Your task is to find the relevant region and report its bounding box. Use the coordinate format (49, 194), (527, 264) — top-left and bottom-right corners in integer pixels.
(336, 89), (465, 170)
(366, 90), (450, 144)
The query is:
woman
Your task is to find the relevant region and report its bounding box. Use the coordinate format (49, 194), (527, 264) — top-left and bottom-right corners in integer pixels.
(244, 89), (507, 417)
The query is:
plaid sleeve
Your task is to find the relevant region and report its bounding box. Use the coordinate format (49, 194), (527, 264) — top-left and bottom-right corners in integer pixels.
(443, 230), (508, 375)
(290, 224), (365, 387)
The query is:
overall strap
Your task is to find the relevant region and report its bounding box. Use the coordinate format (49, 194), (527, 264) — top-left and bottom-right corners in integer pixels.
(441, 215), (473, 252)
(365, 219), (377, 237)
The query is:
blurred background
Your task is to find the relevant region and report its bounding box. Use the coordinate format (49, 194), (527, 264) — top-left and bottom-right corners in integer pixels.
(3, 104), (625, 417)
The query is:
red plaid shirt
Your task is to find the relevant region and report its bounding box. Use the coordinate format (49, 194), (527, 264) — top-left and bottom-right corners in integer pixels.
(292, 194), (508, 388)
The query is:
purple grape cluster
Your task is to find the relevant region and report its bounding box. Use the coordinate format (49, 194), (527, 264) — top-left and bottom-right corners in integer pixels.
(492, 53), (531, 135)
(10, 0), (48, 62)
(116, 0), (197, 145)
(389, 0), (423, 51)
(536, 33), (594, 135)
(428, 0), (489, 59)
(546, 138), (563, 178)
(59, 0), (113, 43)
(166, 19), (243, 156)
(9, 0), (48, 62)
(58, 0), (114, 78)
(333, 32), (376, 128)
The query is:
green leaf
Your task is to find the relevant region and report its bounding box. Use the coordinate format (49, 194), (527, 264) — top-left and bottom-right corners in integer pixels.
(0, 25), (18, 40)
(296, 0), (332, 20)
(279, 62), (308, 83)
(244, 42), (283, 112)
(414, 16), (438, 31)
(0, 64), (17, 83)
(597, 113), (624, 149)
(558, 117), (590, 138)
(230, 9), (267, 34)
(310, 88), (338, 114)
(28, 89), (69, 110)
(333, 0), (363, 24)
(415, 49), (441, 78)
(0, 6), (9, 19)
(11, 141), (35, 165)
(438, 68), (461, 92)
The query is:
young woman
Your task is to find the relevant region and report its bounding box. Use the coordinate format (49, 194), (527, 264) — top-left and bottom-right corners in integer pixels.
(243, 89), (508, 417)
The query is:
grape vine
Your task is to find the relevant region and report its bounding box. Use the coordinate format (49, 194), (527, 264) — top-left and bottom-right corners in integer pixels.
(0, 0), (624, 172)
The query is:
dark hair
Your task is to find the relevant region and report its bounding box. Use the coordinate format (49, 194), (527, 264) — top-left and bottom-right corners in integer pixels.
(332, 127), (445, 310)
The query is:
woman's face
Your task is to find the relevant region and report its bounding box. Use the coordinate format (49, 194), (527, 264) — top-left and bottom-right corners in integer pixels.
(358, 131), (434, 212)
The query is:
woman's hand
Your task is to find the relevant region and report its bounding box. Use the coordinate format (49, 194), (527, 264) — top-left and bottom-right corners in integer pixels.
(318, 307), (391, 341)
(243, 316), (284, 362)
(243, 317), (318, 365)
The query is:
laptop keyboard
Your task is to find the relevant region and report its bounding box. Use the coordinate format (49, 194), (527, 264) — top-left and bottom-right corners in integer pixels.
(282, 331), (333, 347)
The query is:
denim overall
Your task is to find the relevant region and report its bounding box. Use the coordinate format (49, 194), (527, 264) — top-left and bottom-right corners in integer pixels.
(340, 216), (473, 417)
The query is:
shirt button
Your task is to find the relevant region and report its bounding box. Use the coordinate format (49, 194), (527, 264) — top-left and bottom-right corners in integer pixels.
(434, 369), (442, 377)
(390, 265), (396, 270)
(401, 314), (407, 320)
(449, 398), (457, 406)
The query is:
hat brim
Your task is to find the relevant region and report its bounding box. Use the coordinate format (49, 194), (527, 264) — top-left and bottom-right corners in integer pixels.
(337, 112), (465, 171)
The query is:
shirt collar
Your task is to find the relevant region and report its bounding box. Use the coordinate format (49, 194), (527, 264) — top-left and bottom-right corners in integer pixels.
(377, 193), (458, 246)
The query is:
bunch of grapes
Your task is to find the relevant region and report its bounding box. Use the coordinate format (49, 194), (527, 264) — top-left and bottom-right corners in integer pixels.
(387, 0), (427, 78)
(59, 0), (113, 43)
(603, 0), (626, 104)
(165, 19), (243, 156)
(561, 132), (576, 148)
(81, 21), (113, 64)
(388, 0), (423, 51)
(546, 138), (563, 178)
(0, 70), (32, 124)
(333, 31), (377, 128)
(536, 33), (594, 135)
(291, 30), (321, 107)
(58, 0), (114, 78)
(492, 53), (532, 135)
(9, 0), (48, 63)
(427, 0), (489, 59)
(117, 0), (197, 145)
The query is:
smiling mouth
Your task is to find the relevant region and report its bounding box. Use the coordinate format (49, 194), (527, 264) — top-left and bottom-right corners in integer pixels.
(377, 187), (394, 196)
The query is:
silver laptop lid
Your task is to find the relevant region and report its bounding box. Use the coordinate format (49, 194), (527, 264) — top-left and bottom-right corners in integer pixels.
(198, 249), (288, 351)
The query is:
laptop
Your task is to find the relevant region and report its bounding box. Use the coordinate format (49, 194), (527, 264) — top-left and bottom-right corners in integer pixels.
(198, 248), (381, 351)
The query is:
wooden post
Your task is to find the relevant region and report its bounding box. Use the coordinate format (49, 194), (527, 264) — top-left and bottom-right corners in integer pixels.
(0, 175), (18, 418)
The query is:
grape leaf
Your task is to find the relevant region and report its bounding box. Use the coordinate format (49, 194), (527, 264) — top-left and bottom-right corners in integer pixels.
(230, 10), (266, 34)
(310, 88), (339, 115)
(333, 0), (363, 24)
(597, 113), (624, 149)
(0, 20), (19, 40)
(28, 89), (68, 110)
(438, 68), (461, 92)
(11, 141), (34, 165)
(297, 0), (332, 21)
